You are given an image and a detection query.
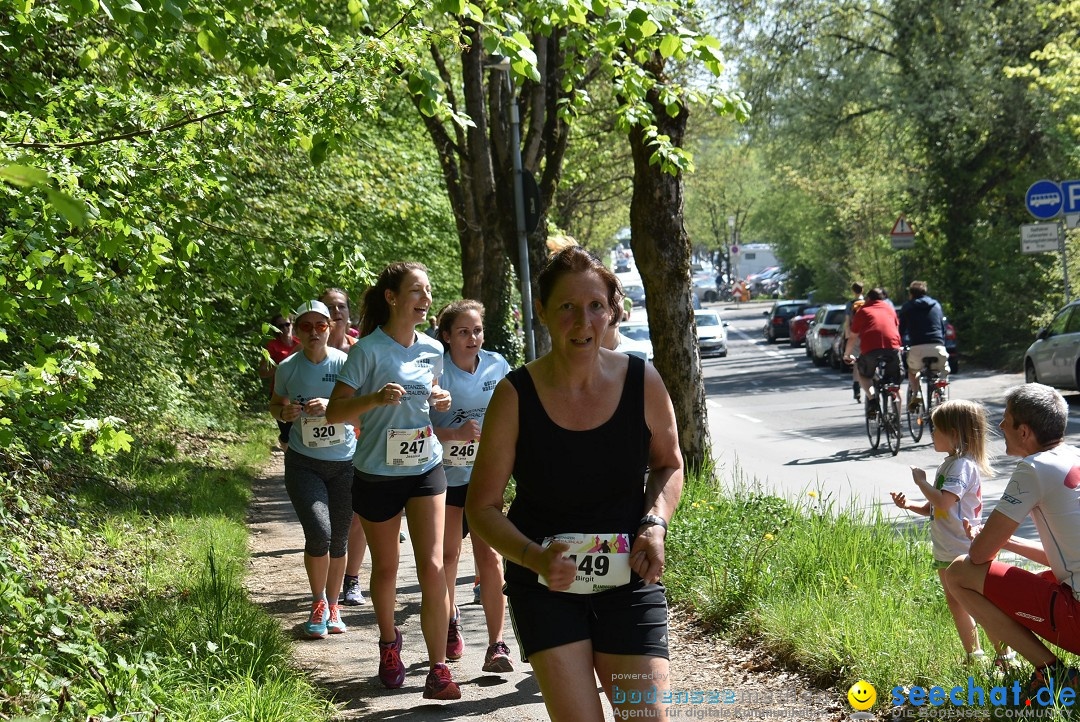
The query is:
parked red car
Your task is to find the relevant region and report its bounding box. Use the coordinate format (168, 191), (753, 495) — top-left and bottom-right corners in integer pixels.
(788, 307), (819, 347)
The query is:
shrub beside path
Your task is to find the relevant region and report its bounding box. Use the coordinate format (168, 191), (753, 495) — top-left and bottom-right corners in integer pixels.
(246, 453), (844, 720)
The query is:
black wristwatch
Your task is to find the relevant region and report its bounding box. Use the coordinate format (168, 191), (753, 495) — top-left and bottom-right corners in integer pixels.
(639, 514), (668, 531)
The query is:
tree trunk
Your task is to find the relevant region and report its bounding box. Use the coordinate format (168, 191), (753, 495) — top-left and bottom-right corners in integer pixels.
(627, 53), (711, 471)
(416, 28), (583, 362)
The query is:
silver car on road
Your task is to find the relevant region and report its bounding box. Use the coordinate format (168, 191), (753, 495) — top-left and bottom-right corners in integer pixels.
(1024, 300), (1080, 389)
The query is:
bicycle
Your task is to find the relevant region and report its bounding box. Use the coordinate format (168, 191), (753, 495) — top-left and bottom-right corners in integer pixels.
(865, 356), (903, 456)
(905, 353), (949, 442)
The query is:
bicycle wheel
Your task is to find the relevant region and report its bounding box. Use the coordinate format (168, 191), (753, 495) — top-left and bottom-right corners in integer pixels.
(865, 398), (881, 450)
(884, 391), (902, 456)
(906, 382), (924, 442)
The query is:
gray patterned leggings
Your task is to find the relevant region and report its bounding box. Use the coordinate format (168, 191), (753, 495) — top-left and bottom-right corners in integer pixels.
(283, 448), (353, 557)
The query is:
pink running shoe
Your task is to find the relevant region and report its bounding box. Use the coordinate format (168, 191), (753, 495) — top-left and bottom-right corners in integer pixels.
(446, 606), (464, 661)
(482, 640), (514, 673)
(423, 662), (461, 700)
(378, 627), (405, 689)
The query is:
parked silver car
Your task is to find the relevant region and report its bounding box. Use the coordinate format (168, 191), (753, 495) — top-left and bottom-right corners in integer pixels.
(692, 274), (719, 303)
(805, 304), (847, 366)
(1024, 301), (1080, 389)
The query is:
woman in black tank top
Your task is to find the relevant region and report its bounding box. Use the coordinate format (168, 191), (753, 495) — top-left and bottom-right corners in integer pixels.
(466, 247), (684, 722)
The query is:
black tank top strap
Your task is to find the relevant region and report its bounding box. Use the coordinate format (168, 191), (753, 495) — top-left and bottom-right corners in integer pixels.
(506, 365), (541, 427)
(620, 354), (645, 421)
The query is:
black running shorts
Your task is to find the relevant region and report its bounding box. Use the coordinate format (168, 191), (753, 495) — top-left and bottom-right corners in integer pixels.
(507, 581), (670, 662)
(352, 464), (447, 523)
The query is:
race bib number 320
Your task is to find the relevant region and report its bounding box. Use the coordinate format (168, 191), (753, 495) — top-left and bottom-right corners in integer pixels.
(301, 416), (347, 449)
(386, 426), (434, 467)
(538, 532), (631, 594)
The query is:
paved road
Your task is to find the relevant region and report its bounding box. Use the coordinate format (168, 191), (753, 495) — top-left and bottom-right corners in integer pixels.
(696, 301), (1080, 538)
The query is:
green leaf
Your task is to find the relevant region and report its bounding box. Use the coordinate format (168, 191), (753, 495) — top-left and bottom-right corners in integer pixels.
(659, 34), (679, 58)
(46, 190), (89, 227)
(196, 29), (226, 59)
(0, 165), (50, 188)
(309, 138), (329, 166)
(639, 19), (659, 38)
(437, 0), (465, 13)
(347, 0), (360, 14)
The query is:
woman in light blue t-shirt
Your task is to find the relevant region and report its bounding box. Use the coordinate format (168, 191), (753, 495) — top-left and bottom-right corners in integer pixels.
(326, 262), (460, 701)
(430, 300), (514, 674)
(270, 300), (356, 640)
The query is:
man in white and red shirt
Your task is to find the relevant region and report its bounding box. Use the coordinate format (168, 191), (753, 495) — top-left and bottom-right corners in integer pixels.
(947, 383), (1080, 701)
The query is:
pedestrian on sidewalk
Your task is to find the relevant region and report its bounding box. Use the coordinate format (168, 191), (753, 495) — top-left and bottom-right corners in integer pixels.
(326, 262), (461, 700)
(467, 247), (684, 721)
(269, 300), (356, 640)
(430, 300), (515, 674)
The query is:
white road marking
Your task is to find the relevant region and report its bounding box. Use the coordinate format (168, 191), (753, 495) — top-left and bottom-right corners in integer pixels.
(782, 429), (830, 443)
(733, 413), (763, 424)
(707, 399), (723, 409)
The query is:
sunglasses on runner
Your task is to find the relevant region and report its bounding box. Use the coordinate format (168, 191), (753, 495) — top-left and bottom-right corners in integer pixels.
(297, 320), (330, 333)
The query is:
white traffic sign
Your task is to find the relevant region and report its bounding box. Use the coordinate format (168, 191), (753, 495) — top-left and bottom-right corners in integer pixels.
(1021, 222), (1061, 254)
(890, 214), (915, 249)
(1067, 213), (1080, 230)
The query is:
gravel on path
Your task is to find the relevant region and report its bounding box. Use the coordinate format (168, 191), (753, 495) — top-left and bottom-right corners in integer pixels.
(246, 452), (846, 721)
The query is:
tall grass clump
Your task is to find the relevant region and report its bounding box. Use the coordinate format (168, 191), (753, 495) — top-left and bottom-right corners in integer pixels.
(1, 422), (333, 721)
(666, 465), (1039, 707)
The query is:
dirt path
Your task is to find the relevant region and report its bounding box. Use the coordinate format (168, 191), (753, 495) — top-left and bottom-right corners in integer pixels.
(246, 453), (845, 721)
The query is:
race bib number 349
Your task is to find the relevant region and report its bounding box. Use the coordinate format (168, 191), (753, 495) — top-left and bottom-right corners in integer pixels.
(538, 532), (631, 594)
(386, 426), (434, 467)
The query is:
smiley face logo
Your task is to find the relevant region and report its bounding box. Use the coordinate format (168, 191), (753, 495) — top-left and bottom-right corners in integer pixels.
(848, 680), (876, 711)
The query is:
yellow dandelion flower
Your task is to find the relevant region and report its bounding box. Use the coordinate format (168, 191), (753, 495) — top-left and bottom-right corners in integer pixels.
(807, 491), (818, 498)
(764, 533), (775, 541)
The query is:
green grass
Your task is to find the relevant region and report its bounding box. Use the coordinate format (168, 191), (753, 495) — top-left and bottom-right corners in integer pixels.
(666, 466), (1069, 712)
(0, 420), (333, 721)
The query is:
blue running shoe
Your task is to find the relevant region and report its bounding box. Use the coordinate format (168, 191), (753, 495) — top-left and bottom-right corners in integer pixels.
(304, 599), (328, 639)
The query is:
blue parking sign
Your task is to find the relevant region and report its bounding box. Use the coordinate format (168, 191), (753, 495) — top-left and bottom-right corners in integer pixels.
(1063, 180), (1080, 214)
(1026, 179), (1063, 219)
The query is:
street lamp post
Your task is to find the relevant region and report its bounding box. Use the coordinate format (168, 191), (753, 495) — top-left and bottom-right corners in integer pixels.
(727, 215), (736, 281)
(487, 57), (535, 361)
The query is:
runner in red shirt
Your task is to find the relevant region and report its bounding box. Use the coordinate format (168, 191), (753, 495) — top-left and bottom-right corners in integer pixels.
(259, 314), (299, 451)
